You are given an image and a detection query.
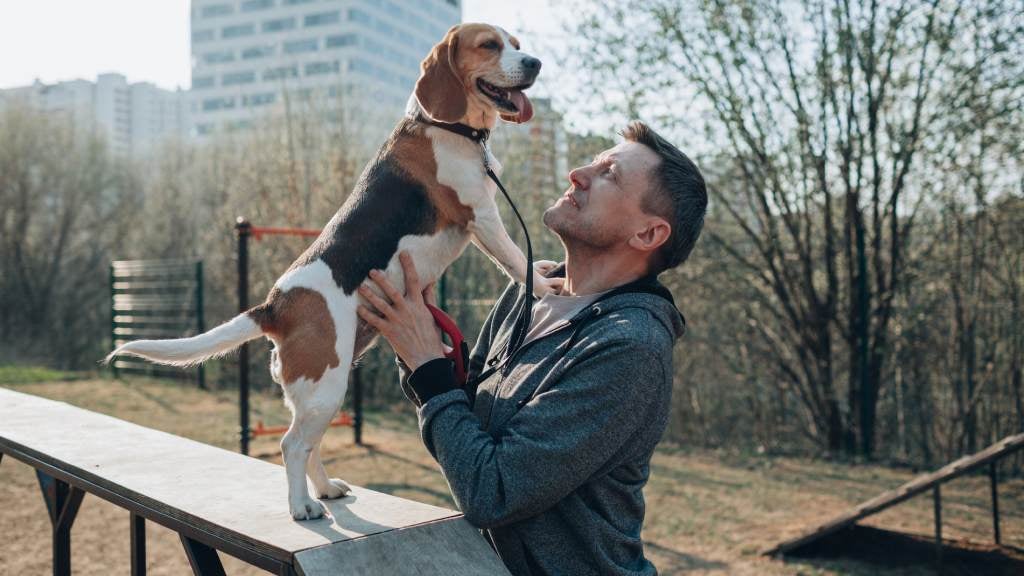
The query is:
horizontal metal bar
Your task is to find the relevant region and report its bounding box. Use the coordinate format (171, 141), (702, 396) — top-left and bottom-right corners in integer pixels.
(113, 327), (195, 338)
(114, 317), (196, 327)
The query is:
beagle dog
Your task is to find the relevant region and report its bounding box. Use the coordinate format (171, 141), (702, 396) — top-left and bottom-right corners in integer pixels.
(107, 23), (559, 520)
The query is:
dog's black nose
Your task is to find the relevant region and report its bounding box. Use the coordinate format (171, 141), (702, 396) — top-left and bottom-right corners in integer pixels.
(521, 57), (542, 72)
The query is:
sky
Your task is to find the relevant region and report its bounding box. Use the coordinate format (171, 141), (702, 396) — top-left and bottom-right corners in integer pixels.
(0, 0), (567, 92)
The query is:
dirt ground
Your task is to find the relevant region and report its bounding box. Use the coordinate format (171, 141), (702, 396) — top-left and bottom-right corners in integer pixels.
(1, 376), (1021, 575)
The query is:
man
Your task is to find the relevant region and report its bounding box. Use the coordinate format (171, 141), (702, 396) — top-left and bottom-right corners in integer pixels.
(356, 121), (707, 575)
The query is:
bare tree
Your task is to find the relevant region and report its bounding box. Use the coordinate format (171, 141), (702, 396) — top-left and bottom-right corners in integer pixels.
(565, 0), (1024, 457)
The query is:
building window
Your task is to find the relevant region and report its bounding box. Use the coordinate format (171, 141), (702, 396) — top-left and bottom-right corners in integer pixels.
(325, 34), (357, 48)
(304, 11), (340, 27)
(385, 1), (403, 18)
(242, 45), (274, 59)
(264, 66), (298, 80)
(222, 71), (256, 86)
(305, 60), (340, 76)
(222, 23), (255, 38)
(284, 38), (318, 54)
(243, 93), (276, 107)
(201, 4), (233, 18)
(262, 17), (296, 32)
(202, 97), (236, 111)
(241, 0), (274, 11)
(347, 8), (370, 25)
(202, 50), (235, 64)
(191, 29), (215, 43)
(283, 0), (316, 4)
(195, 123), (215, 135)
(192, 76), (216, 89)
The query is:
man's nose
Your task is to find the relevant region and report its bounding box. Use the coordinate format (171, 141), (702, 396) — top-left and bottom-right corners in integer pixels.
(568, 168), (588, 190)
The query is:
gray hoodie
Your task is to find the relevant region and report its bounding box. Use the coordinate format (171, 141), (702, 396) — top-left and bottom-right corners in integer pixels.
(400, 270), (685, 576)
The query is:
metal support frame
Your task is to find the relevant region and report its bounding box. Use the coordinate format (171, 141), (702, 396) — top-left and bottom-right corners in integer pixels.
(131, 513), (146, 576)
(196, 261), (206, 390)
(989, 462), (1001, 545)
(234, 217), (363, 451)
(236, 218), (252, 456)
(933, 485), (942, 567)
(180, 534), (227, 576)
(36, 470), (86, 576)
(2, 444), (295, 575)
(353, 368), (363, 445)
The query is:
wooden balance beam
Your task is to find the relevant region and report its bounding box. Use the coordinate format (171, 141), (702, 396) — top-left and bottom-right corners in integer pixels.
(0, 387), (510, 575)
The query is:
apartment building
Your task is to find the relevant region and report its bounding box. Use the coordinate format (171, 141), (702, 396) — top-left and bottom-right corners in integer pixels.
(189, 0), (461, 135)
(0, 73), (188, 158)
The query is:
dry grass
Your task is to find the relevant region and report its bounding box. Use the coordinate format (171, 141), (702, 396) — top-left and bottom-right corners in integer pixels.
(1, 376), (1020, 575)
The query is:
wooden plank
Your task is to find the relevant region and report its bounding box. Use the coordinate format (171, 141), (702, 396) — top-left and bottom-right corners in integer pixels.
(294, 518), (510, 576)
(765, 431), (1024, 556)
(0, 388), (463, 563)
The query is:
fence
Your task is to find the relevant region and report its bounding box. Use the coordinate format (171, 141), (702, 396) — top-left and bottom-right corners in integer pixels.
(110, 259), (205, 387)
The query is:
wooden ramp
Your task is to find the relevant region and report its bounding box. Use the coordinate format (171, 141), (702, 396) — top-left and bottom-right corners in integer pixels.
(767, 432), (1024, 557)
(0, 387), (510, 575)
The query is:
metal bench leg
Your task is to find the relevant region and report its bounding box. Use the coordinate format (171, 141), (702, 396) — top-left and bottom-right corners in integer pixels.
(180, 534), (227, 576)
(36, 471), (85, 576)
(131, 513), (146, 576)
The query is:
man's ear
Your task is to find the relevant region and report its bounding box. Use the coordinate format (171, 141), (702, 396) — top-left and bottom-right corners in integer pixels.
(415, 26), (467, 123)
(628, 218), (671, 255)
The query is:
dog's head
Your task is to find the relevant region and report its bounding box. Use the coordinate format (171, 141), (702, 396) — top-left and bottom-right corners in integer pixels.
(414, 23), (540, 126)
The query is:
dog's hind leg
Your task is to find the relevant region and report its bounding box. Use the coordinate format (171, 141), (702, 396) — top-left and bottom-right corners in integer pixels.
(280, 365), (351, 519)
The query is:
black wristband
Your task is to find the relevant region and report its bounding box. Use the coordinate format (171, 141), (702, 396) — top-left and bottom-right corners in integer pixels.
(407, 357), (458, 406)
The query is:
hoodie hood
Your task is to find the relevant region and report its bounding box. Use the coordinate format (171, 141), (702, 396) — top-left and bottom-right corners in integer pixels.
(546, 263), (686, 341)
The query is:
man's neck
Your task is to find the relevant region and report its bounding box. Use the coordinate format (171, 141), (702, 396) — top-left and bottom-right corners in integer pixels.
(561, 246), (650, 296)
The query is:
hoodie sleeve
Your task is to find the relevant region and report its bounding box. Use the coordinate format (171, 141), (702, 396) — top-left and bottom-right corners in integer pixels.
(414, 336), (665, 529)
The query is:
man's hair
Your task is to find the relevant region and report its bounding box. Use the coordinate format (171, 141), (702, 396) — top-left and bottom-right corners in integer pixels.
(622, 121), (708, 273)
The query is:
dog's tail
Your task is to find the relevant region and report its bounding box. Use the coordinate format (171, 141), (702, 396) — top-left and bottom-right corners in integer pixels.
(104, 313), (263, 367)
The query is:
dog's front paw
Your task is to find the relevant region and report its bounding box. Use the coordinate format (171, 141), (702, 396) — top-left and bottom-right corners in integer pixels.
(532, 274), (564, 298)
(290, 497), (328, 520)
(318, 478), (351, 500)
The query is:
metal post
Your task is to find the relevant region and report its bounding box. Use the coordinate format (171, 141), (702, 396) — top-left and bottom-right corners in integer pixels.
(36, 471), (85, 576)
(180, 534), (226, 576)
(236, 218), (252, 455)
(352, 368), (363, 446)
(438, 272), (448, 310)
(195, 261), (206, 390)
(990, 462), (1001, 545)
(933, 485), (943, 567)
(110, 263), (119, 379)
(131, 513), (146, 576)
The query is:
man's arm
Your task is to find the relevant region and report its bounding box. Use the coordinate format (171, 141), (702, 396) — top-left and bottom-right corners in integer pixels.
(398, 279), (520, 404)
(411, 333), (664, 529)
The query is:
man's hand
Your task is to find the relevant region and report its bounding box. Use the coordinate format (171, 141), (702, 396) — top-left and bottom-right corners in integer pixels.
(356, 252), (446, 371)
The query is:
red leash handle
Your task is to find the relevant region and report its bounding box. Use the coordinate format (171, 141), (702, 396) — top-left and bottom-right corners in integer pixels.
(425, 303), (469, 386)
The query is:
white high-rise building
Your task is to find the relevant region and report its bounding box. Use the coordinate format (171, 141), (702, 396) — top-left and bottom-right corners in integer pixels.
(0, 73), (188, 158)
(189, 0), (461, 136)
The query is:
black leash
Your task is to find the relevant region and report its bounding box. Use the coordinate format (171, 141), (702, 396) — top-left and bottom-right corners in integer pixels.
(416, 115), (534, 362)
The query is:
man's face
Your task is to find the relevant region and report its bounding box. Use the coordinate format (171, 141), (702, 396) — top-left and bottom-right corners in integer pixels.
(543, 141), (661, 250)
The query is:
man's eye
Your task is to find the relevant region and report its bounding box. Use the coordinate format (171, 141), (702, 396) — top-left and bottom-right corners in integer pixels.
(481, 40), (500, 50)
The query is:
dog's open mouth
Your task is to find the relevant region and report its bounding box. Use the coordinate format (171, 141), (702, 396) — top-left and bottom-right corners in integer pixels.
(477, 78), (534, 123)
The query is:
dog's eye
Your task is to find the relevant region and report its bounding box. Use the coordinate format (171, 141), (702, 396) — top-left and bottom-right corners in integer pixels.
(480, 40), (501, 50)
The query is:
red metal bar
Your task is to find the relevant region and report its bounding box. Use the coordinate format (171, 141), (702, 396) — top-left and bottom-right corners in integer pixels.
(249, 226), (320, 240)
(251, 413), (354, 437)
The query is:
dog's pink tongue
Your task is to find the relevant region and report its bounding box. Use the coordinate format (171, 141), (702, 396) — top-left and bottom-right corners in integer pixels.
(508, 90), (534, 123)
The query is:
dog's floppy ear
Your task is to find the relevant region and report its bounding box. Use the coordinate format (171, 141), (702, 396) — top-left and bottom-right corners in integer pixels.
(415, 26), (467, 123)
